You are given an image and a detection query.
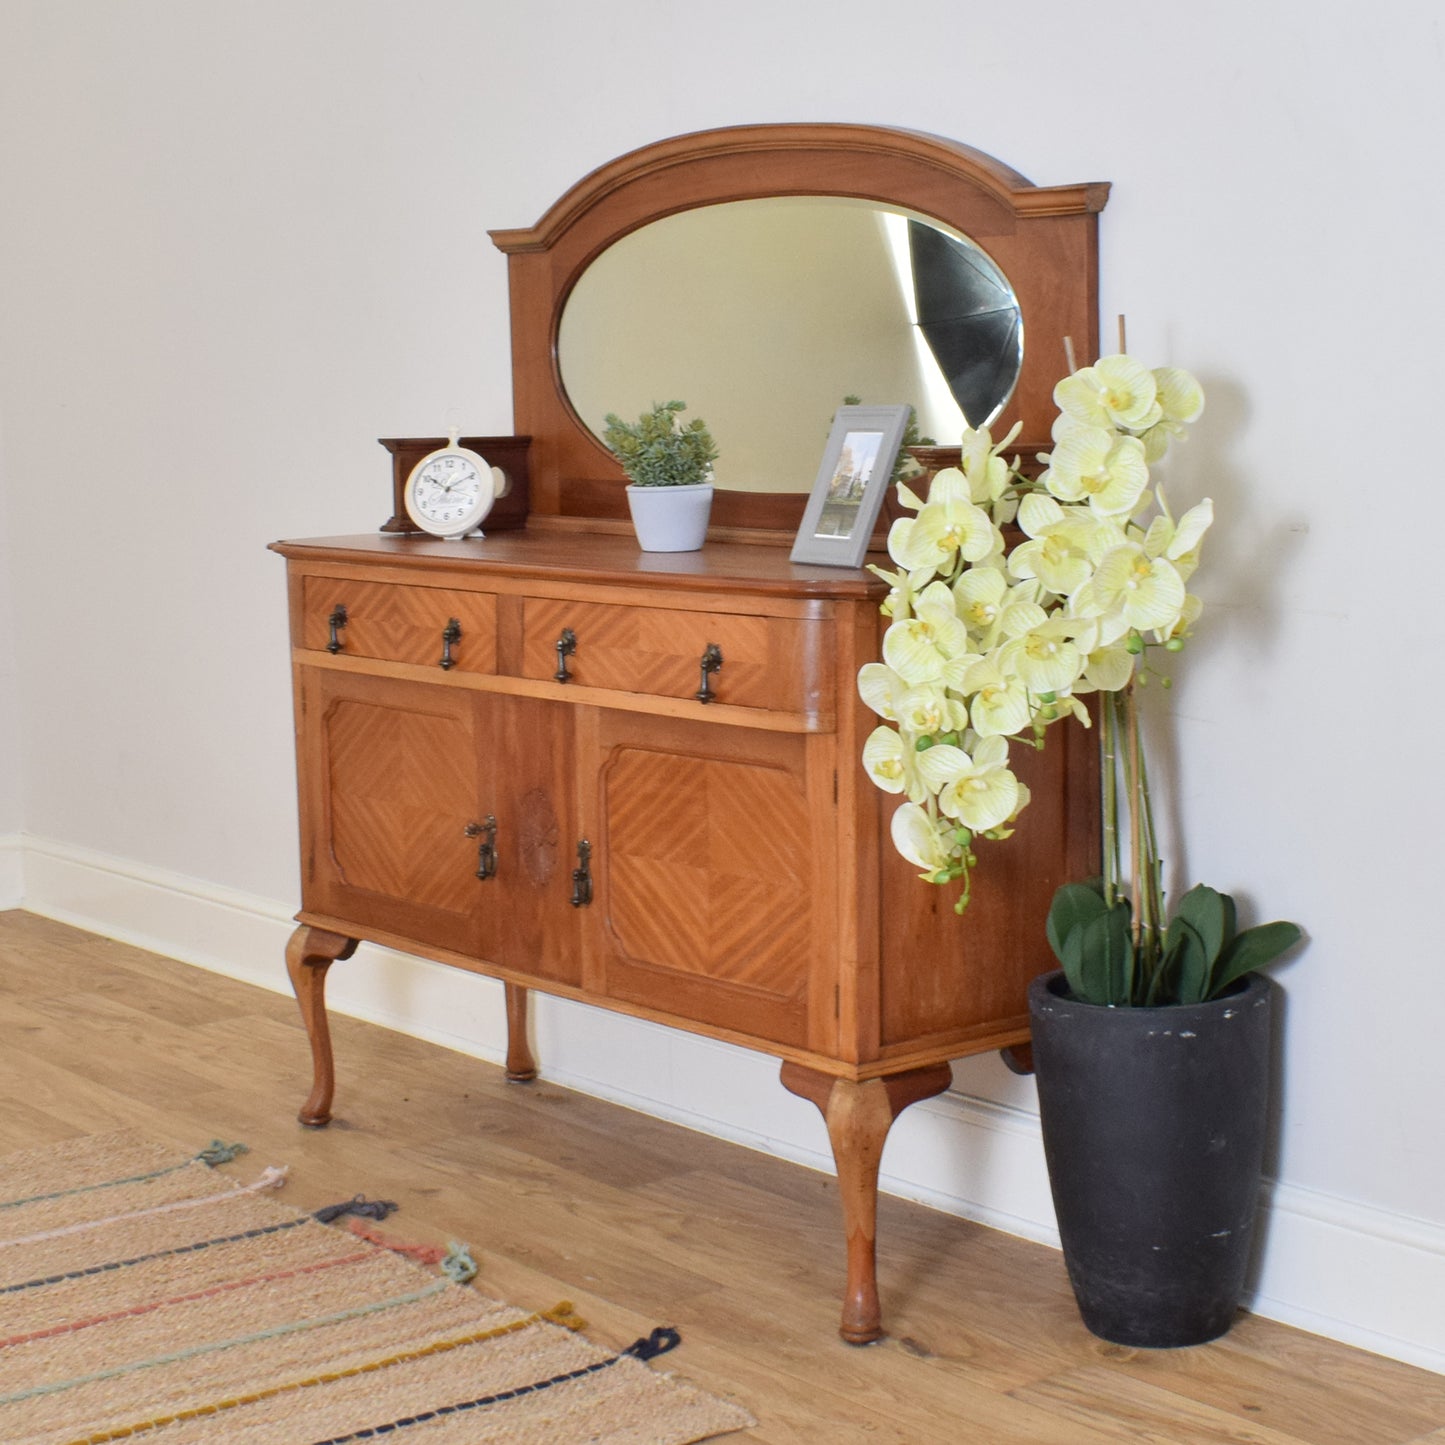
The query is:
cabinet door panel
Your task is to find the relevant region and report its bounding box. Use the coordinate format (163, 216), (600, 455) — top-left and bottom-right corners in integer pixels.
(298, 668), (495, 956)
(489, 696), (584, 987)
(589, 713), (824, 1047)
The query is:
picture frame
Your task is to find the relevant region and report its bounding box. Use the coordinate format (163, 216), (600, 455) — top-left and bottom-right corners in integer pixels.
(789, 405), (912, 567)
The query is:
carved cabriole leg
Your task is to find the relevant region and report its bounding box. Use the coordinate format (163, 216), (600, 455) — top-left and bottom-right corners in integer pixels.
(504, 983), (538, 1082)
(781, 1060), (953, 1345)
(284, 924), (358, 1127)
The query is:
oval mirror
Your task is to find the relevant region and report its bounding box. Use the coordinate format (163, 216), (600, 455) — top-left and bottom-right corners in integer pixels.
(557, 197), (1022, 494)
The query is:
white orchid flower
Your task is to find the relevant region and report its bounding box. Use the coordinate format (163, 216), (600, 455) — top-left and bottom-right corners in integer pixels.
(958, 421), (1022, 504)
(1142, 495), (1213, 584)
(957, 653), (1031, 737)
(916, 734), (1022, 833)
(1009, 494), (1099, 597)
(1043, 424), (1151, 517)
(881, 580), (976, 686)
(1070, 617), (1137, 693)
(867, 557), (937, 620)
(1054, 353), (1163, 432)
(890, 802), (960, 875)
(998, 604), (1086, 695)
(1072, 542), (1188, 641)
(862, 726), (928, 805)
(857, 662), (909, 721)
(891, 469), (1000, 572)
(952, 564), (1016, 647)
(896, 681), (969, 737)
(1156, 591), (1204, 645)
(1155, 367), (1205, 424)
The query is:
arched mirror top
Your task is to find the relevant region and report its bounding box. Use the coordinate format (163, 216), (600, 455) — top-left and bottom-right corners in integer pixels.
(491, 123), (1109, 536)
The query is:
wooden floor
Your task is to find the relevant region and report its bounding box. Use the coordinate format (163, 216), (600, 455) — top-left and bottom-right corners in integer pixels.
(1, 910), (1440, 1444)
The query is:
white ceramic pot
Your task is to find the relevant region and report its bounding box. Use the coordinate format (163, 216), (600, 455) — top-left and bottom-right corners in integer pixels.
(625, 483), (714, 552)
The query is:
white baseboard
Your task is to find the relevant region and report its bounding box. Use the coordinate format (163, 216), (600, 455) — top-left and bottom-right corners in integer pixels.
(14, 833), (1445, 1374)
(0, 833), (21, 909)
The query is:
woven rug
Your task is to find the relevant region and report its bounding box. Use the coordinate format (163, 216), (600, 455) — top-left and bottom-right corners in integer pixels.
(0, 1132), (754, 1445)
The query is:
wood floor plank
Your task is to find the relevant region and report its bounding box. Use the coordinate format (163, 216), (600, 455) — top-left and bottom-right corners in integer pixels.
(0, 908), (1441, 1445)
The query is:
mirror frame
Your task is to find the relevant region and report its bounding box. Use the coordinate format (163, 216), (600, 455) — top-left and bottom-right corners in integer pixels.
(490, 123), (1109, 540)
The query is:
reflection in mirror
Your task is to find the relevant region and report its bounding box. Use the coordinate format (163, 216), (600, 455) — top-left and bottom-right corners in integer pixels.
(558, 197), (1021, 493)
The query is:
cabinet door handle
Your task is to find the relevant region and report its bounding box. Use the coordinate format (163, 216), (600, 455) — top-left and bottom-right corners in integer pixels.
(553, 628), (577, 683)
(695, 643), (723, 703)
(326, 604), (348, 654)
(570, 839), (592, 907)
(465, 816), (498, 880)
(439, 618), (462, 671)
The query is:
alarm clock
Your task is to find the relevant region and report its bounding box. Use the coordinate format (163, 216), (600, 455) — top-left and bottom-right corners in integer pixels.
(403, 432), (508, 539)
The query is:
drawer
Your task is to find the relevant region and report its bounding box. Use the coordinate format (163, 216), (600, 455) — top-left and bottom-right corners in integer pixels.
(301, 577), (497, 674)
(520, 596), (829, 715)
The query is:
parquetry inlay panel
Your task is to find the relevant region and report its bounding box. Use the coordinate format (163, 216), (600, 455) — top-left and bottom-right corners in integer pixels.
(602, 745), (811, 998)
(522, 597), (820, 713)
(325, 698), (478, 914)
(304, 579), (497, 673)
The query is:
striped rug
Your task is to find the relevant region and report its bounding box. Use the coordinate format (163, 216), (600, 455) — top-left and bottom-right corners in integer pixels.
(0, 1132), (754, 1444)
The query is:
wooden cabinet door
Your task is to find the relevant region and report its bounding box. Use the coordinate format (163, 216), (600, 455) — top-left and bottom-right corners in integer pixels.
(487, 695), (584, 988)
(584, 711), (832, 1050)
(297, 667), (499, 958)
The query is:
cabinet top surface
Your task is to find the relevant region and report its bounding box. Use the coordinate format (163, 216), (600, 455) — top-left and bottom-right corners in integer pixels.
(270, 531), (888, 600)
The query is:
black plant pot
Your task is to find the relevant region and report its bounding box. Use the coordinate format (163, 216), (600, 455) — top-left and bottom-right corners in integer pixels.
(1028, 969), (1273, 1348)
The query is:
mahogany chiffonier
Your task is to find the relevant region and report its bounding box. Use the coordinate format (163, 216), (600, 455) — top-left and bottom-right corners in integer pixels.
(273, 123), (1104, 1343)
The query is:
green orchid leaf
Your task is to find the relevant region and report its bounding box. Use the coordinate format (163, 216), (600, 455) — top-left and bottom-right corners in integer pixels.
(1047, 883), (1109, 966)
(1174, 884), (1230, 967)
(1172, 917), (1210, 1004)
(1063, 901), (1133, 1005)
(1210, 921), (1304, 997)
(1060, 915), (1093, 1001)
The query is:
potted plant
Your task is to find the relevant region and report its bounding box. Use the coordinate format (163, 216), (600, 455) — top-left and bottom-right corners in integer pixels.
(603, 399), (719, 552)
(857, 349), (1302, 1347)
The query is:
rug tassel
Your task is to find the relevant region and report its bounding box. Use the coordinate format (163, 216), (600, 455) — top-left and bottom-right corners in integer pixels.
(312, 1195), (398, 1224)
(195, 1140), (249, 1167)
(439, 1242), (477, 1285)
(542, 1301), (588, 1332)
(255, 1166), (289, 1192)
(624, 1326), (681, 1361)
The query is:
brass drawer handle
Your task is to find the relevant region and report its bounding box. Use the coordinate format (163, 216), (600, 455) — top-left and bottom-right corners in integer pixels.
(439, 618), (462, 671)
(695, 643), (723, 703)
(554, 628), (577, 683)
(326, 604), (348, 654)
(465, 816), (498, 880)
(570, 839), (592, 907)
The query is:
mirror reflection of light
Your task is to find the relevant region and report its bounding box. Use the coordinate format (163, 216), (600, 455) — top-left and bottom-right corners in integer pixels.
(879, 211), (967, 436)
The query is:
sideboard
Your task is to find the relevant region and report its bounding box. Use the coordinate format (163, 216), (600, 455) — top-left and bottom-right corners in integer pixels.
(274, 122), (1105, 1343)
(273, 527), (1097, 1342)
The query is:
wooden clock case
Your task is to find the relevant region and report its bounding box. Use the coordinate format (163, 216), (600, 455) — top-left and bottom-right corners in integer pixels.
(272, 123), (1106, 1343)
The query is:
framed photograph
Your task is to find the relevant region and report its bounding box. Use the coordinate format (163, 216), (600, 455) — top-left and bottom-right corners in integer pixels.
(790, 404), (911, 567)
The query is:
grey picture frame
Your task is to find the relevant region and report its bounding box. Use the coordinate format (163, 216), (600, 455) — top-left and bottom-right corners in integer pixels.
(789, 404), (912, 568)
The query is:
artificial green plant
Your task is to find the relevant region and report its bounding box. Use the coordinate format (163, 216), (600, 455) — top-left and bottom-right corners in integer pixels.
(603, 400), (718, 487)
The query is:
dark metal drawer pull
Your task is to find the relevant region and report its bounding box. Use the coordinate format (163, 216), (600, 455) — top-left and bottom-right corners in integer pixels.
(439, 618), (462, 670)
(695, 643), (723, 703)
(554, 628), (577, 683)
(464, 816), (498, 880)
(570, 839), (593, 907)
(326, 604), (348, 654)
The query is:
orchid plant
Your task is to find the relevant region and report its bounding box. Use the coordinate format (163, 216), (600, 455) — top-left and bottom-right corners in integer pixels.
(859, 353), (1300, 1006)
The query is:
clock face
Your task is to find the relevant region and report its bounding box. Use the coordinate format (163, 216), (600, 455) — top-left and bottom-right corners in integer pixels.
(404, 446), (499, 537)
(413, 455), (483, 525)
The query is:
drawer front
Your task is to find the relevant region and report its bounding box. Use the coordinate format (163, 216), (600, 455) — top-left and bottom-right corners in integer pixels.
(521, 597), (827, 715)
(302, 577), (497, 674)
